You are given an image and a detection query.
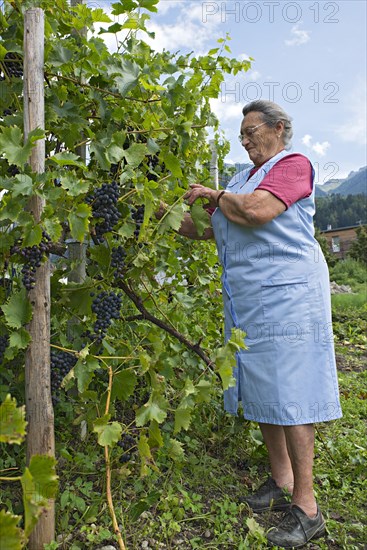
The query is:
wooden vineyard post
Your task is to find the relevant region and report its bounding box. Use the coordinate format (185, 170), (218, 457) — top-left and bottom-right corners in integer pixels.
(23, 8), (55, 548)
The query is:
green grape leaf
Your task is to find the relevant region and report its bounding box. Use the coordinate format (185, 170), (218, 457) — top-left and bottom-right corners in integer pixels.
(195, 379), (212, 403)
(0, 195), (22, 222)
(8, 328), (31, 351)
(0, 127), (44, 169)
(43, 218), (63, 242)
(22, 224), (43, 247)
(0, 509), (24, 550)
(68, 203), (91, 242)
(122, 143), (148, 168)
(21, 455), (58, 537)
(161, 203), (185, 232)
(49, 152), (86, 168)
(12, 174), (33, 197)
(1, 289), (32, 329)
(164, 151), (182, 177)
(214, 329), (246, 390)
(148, 420), (163, 448)
(140, 0), (159, 11)
(227, 327), (247, 352)
(167, 438), (185, 462)
(135, 392), (168, 426)
(74, 356), (99, 393)
(114, 58), (141, 97)
(0, 394), (27, 444)
(93, 416), (122, 447)
(191, 202), (211, 237)
(111, 370), (137, 401)
(214, 346), (236, 391)
(174, 407), (191, 434)
(59, 173), (90, 197)
(137, 433), (154, 476)
(246, 517), (266, 536)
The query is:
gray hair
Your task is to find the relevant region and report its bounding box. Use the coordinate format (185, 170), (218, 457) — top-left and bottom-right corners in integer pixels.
(242, 100), (293, 150)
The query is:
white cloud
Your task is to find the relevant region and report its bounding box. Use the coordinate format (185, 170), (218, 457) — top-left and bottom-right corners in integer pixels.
(210, 97), (242, 123)
(285, 24), (311, 46)
(301, 134), (330, 156)
(248, 70), (261, 81)
(156, 0), (179, 15)
(336, 82), (367, 145)
(143, 1), (221, 52)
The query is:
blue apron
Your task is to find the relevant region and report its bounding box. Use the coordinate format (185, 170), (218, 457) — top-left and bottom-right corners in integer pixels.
(211, 150), (342, 425)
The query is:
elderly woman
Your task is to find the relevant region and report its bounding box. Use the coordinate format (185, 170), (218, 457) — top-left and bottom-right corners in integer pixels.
(179, 100), (342, 548)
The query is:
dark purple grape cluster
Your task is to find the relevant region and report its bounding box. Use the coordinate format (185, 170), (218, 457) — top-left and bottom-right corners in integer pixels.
(11, 232), (52, 291)
(54, 178), (62, 187)
(147, 155), (159, 182)
(117, 434), (136, 463)
(0, 335), (9, 364)
(131, 205), (145, 239)
(85, 182), (120, 242)
(2, 53), (23, 78)
(7, 164), (20, 176)
(111, 246), (127, 279)
(51, 350), (77, 404)
(90, 291), (122, 342)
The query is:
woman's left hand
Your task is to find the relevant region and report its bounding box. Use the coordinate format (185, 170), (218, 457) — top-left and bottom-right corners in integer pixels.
(184, 184), (219, 208)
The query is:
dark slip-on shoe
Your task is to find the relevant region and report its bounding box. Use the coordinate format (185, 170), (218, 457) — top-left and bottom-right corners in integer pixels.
(266, 504), (326, 548)
(242, 477), (291, 513)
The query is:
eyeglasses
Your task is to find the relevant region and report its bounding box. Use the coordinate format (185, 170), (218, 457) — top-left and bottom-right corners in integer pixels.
(238, 122), (267, 142)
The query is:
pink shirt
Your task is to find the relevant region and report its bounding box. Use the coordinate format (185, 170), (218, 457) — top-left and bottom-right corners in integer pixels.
(250, 153), (313, 209)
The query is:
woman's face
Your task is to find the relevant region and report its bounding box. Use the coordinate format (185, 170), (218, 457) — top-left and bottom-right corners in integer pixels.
(240, 111), (283, 167)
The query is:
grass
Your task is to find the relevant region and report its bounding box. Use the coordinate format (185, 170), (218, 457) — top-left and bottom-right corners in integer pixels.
(331, 292), (367, 309)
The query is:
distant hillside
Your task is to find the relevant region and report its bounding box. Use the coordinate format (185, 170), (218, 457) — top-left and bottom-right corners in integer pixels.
(317, 166), (367, 196)
(333, 167), (367, 196)
(315, 185), (328, 198)
(222, 163), (367, 196)
(321, 179), (343, 192)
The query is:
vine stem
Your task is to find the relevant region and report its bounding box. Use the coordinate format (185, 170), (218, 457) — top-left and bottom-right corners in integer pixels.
(117, 279), (215, 370)
(0, 476), (22, 481)
(104, 364), (127, 550)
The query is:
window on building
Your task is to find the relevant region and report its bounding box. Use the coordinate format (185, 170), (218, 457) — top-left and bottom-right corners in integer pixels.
(332, 236), (340, 252)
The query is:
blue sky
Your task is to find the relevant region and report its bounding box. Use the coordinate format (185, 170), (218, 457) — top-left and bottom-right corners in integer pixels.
(93, 0), (367, 185)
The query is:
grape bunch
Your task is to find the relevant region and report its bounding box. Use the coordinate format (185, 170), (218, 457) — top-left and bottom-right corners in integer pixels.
(2, 52), (23, 78)
(85, 181), (120, 242)
(147, 155), (160, 182)
(131, 205), (145, 239)
(0, 335), (9, 364)
(111, 246), (127, 279)
(11, 232), (52, 291)
(90, 291), (122, 342)
(51, 350), (77, 405)
(117, 434), (136, 463)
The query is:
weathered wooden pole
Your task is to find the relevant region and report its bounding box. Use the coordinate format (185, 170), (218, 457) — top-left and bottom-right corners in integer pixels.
(24, 8), (55, 548)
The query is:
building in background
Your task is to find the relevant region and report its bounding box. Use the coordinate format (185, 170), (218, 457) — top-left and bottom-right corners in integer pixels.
(320, 224), (361, 260)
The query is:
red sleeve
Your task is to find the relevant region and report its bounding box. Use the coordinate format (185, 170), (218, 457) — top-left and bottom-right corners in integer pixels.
(257, 154), (312, 209)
